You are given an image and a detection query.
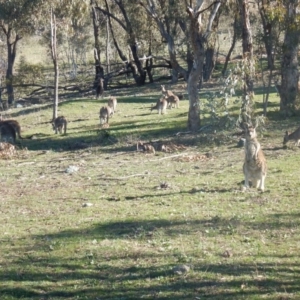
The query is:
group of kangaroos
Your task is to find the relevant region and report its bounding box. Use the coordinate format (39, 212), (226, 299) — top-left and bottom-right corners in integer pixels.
(1, 84), (300, 193)
(98, 85), (181, 127)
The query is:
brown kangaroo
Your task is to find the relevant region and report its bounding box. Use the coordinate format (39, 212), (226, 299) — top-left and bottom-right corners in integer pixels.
(283, 126), (300, 146)
(99, 106), (113, 125)
(243, 123), (267, 192)
(52, 116), (67, 134)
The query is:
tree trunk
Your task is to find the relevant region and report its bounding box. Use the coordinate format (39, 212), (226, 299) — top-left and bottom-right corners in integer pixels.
(129, 43), (146, 86)
(280, 0), (299, 117)
(186, 2), (221, 132)
(167, 36), (188, 83)
(222, 15), (238, 76)
(203, 13), (220, 81)
(106, 16), (111, 74)
(238, 0), (254, 125)
(186, 11), (204, 131)
(240, 0), (254, 94)
(203, 47), (216, 81)
(1, 26), (21, 106)
(51, 8), (58, 120)
(257, 2), (274, 70)
(140, 2), (188, 82)
(91, 4), (105, 93)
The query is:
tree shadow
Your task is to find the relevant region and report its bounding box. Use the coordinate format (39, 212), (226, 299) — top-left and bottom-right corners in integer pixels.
(1, 213), (300, 299)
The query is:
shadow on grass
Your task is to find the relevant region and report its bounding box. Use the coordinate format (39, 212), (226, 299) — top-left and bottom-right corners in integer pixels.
(1, 213), (300, 299)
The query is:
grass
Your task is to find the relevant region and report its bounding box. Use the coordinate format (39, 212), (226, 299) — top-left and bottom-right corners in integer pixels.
(1, 82), (300, 299)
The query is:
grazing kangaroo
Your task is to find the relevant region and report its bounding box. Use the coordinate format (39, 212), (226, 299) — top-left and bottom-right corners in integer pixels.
(137, 141), (155, 154)
(99, 106), (113, 125)
(283, 126), (300, 146)
(0, 122), (16, 143)
(0, 120), (23, 139)
(107, 96), (117, 116)
(151, 97), (168, 114)
(52, 116), (67, 134)
(243, 123), (267, 192)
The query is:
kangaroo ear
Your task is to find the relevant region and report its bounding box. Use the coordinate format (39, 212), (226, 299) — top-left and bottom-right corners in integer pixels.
(285, 131), (289, 135)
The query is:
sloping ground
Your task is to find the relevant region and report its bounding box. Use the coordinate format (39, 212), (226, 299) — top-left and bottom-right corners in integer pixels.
(1, 85), (300, 299)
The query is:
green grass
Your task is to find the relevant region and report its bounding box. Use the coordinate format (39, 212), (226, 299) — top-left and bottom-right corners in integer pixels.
(1, 83), (300, 299)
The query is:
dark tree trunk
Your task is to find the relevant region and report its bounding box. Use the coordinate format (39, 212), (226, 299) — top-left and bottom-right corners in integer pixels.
(50, 8), (59, 121)
(222, 15), (238, 76)
(91, 3), (105, 95)
(0, 26), (21, 106)
(146, 34), (154, 83)
(186, 2), (221, 132)
(279, 0), (299, 117)
(186, 11), (204, 132)
(238, 0), (255, 125)
(104, 0), (127, 62)
(140, 1), (188, 83)
(186, 44), (194, 74)
(257, 1), (274, 70)
(129, 43), (146, 86)
(239, 0), (254, 94)
(203, 47), (216, 81)
(280, 31), (299, 116)
(203, 10), (220, 81)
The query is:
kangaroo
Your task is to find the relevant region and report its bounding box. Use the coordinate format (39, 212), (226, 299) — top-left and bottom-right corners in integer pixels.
(0, 122), (16, 144)
(161, 85), (180, 108)
(151, 97), (168, 114)
(283, 126), (300, 146)
(96, 78), (104, 99)
(52, 116), (67, 134)
(0, 120), (23, 139)
(99, 106), (113, 125)
(243, 123), (267, 192)
(166, 94), (180, 109)
(107, 96), (117, 116)
(161, 85), (174, 97)
(137, 141), (155, 154)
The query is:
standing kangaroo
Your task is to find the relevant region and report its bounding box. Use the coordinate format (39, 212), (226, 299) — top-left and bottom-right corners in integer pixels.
(151, 97), (168, 114)
(243, 123), (267, 192)
(107, 96), (117, 116)
(283, 126), (300, 146)
(161, 85), (180, 108)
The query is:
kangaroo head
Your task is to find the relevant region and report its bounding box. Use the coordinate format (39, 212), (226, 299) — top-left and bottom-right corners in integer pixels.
(244, 124), (257, 140)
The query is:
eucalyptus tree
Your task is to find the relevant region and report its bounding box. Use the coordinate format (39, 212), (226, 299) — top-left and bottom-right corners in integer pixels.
(40, 0), (89, 119)
(0, 0), (44, 106)
(140, 0), (189, 82)
(279, 0), (300, 116)
(96, 0), (150, 85)
(256, 0), (281, 70)
(237, 0), (255, 125)
(91, 0), (105, 94)
(186, 0), (222, 131)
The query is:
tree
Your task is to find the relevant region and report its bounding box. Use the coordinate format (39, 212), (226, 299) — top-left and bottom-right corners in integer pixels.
(279, 0), (300, 116)
(91, 0), (105, 96)
(96, 0), (148, 85)
(50, 8), (59, 120)
(140, 0), (188, 82)
(0, 0), (43, 106)
(238, 0), (255, 125)
(186, 1), (222, 131)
